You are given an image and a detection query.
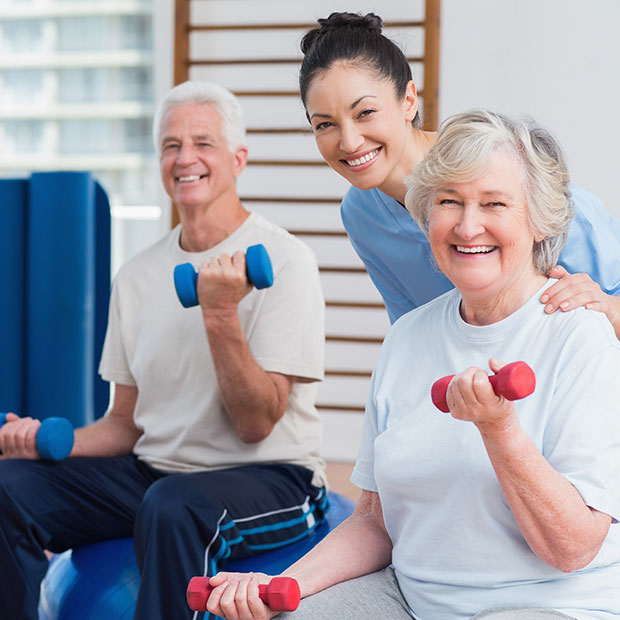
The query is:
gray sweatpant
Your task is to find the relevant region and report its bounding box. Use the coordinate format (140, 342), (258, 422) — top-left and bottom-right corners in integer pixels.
(276, 568), (575, 620)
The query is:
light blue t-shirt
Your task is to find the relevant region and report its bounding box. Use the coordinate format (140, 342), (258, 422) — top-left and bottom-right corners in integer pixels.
(341, 184), (620, 323)
(352, 280), (620, 620)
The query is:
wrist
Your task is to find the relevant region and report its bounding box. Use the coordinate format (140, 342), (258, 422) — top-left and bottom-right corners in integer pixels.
(475, 409), (521, 444)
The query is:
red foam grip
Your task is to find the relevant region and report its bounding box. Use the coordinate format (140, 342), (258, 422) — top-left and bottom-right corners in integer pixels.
(431, 361), (536, 413)
(186, 576), (300, 612)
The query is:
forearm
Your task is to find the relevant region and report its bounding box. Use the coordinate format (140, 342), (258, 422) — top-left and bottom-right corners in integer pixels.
(479, 417), (610, 571)
(71, 383), (141, 457)
(203, 308), (288, 443)
(283, 491), (393, 598)
(71, 415), (141, 457)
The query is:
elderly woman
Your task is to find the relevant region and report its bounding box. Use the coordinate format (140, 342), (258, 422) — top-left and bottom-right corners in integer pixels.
(205, 111), (620, 620)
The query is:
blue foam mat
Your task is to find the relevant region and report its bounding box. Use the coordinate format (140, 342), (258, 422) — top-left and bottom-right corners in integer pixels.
(0, 179), (28, 413)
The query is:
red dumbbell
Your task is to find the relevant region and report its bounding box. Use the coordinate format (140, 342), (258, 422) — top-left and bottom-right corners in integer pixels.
(431, 361), (536, 413)
(186, 575), (301, 612)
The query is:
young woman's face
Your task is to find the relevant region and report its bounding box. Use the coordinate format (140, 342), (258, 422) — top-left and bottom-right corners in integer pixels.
(304, 62), (418, 192)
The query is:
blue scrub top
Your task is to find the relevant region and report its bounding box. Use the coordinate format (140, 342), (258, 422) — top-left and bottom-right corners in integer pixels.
(341, 183), (620, 324)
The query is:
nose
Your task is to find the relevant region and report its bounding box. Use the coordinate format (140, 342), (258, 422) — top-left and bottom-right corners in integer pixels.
(176, 143), (197, 166)
(454, 204), (485, 240)
(339, 122), (364, 154)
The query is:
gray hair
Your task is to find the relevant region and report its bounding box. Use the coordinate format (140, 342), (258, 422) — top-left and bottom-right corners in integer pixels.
(152, 80), (246, 153)
(405, 109), (574, 274)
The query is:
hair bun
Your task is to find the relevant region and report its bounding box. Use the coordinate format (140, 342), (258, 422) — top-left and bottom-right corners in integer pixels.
(300, 12), (383, 54)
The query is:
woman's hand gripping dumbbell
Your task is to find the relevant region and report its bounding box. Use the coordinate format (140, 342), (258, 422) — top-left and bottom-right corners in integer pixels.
(431, 361), (536, 413)
(174, 243), (274, 308)
(0, 412), (74, 461)
(186, 575), (300, 612)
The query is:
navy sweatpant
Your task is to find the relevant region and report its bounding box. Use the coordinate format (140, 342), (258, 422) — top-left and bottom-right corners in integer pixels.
(0, 455), (327, 620)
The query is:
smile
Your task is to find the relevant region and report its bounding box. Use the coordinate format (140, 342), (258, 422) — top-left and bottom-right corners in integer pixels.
(455, 245), (496, 254)
(343, 148), (381, 168)
(177, 174), (207, 182)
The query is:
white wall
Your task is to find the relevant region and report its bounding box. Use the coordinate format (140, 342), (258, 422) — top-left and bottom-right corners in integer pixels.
(440, 0), (620, 217)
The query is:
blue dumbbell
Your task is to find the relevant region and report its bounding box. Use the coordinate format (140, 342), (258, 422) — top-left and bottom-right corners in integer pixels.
(174, 243), (274, 308)
(0, 412), (74, 461)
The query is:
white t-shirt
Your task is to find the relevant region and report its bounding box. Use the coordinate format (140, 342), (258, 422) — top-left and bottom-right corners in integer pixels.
(352, 280), (620, 620)
(99, 213), (326, 486)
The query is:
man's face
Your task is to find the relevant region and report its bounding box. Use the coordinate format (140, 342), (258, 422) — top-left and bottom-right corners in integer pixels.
(158, 102), (246, 210)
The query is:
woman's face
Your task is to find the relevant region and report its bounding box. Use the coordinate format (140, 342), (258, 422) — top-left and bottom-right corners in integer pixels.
(428, 150), (543, 310)
(304, 62), (418, 192)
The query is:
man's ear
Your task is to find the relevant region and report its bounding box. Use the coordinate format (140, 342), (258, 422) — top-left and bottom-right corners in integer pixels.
(233, 145), (249, 177)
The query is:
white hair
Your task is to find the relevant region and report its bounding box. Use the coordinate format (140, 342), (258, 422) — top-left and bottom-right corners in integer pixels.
(405, 109), (574, 274)
(152, 80), (246, 153)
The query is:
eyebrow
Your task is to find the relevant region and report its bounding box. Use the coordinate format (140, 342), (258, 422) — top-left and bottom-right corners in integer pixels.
(161, 133), (216, 145)
(436, 188), (514, 200)
(309, 95), (377, 121)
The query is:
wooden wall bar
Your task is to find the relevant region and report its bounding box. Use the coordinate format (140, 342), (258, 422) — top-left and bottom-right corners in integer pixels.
(171, 0), (440, 459)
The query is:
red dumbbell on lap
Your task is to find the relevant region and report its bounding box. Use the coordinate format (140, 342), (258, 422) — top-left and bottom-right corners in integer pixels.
(431, 361), (536, 413)
(186, 575), (301, 612)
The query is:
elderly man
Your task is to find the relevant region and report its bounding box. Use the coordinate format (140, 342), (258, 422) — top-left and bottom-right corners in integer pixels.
(0, 81), (327, 619)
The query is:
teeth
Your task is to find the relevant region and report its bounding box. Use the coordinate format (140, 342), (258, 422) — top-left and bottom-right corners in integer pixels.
(178, 175), (201, 182)
(345, 149), (379, 167)
(456, 245), (496, 254)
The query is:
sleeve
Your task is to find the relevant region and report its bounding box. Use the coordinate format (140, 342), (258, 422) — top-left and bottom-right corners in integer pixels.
(559, 184), (620, 295)
(350, 368), (381, 493)
(544, 343), (620, 521)
(340, 189), (414, 324)
(248, 245), (325, 381)
(98, 277), (136, 386)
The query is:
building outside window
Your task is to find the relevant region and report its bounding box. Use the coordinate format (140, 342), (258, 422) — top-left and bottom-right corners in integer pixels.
(0, 0), (170, 273)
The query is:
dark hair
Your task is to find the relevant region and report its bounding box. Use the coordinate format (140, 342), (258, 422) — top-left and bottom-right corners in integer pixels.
(299, 12), (421, 127)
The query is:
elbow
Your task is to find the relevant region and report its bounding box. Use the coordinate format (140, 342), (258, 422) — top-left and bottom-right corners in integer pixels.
(236, 416), (280, 444)
(238, 425), (273, 444)
(545, 545), (602, 573)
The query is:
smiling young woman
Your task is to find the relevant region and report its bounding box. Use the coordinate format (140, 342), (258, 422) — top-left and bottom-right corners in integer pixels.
(297, 11), (620, 335)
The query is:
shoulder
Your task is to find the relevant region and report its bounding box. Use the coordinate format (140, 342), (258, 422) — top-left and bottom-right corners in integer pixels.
(568, 183), (615, 226)
(246, 212), (318, 272)
(543, 303), (620, 373)
(341, 186), (380, 217)
(114, 227), (178, 284)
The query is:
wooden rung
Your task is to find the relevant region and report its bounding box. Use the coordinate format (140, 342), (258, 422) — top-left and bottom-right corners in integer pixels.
(325, 370), (373, 377)
(316, 404), (365, 412)
(325, 301), (385, 309)
(189, 56), (423, 66)
(189, 21), (425, 32)
(247, 160), (328, 167)
(240, 90), (423, 101)
(319, 267), (367, 273)
(288, 230), (347, 237)
(325, 335), (384, 344)
(246, 128), (312, 135)
(241, 196), (341, 203)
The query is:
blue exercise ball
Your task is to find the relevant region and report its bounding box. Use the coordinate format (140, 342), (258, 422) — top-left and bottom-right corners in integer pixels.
(39, 492), (354, 620)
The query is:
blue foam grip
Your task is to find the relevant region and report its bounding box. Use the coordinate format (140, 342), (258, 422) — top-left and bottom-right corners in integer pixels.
(0, 179), (27, 414)
(0, 413), (74, 461)
(26, 172), (96, 427)
(174, 244), (273, 308)
(173, 263), (199, 308)
(245, 244), (274, 289)
(38, 492), (355, 620)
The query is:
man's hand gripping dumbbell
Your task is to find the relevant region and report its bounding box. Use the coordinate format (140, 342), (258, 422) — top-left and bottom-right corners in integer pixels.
(174, 243), (273, 308)
(0, 412), (74, 461)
